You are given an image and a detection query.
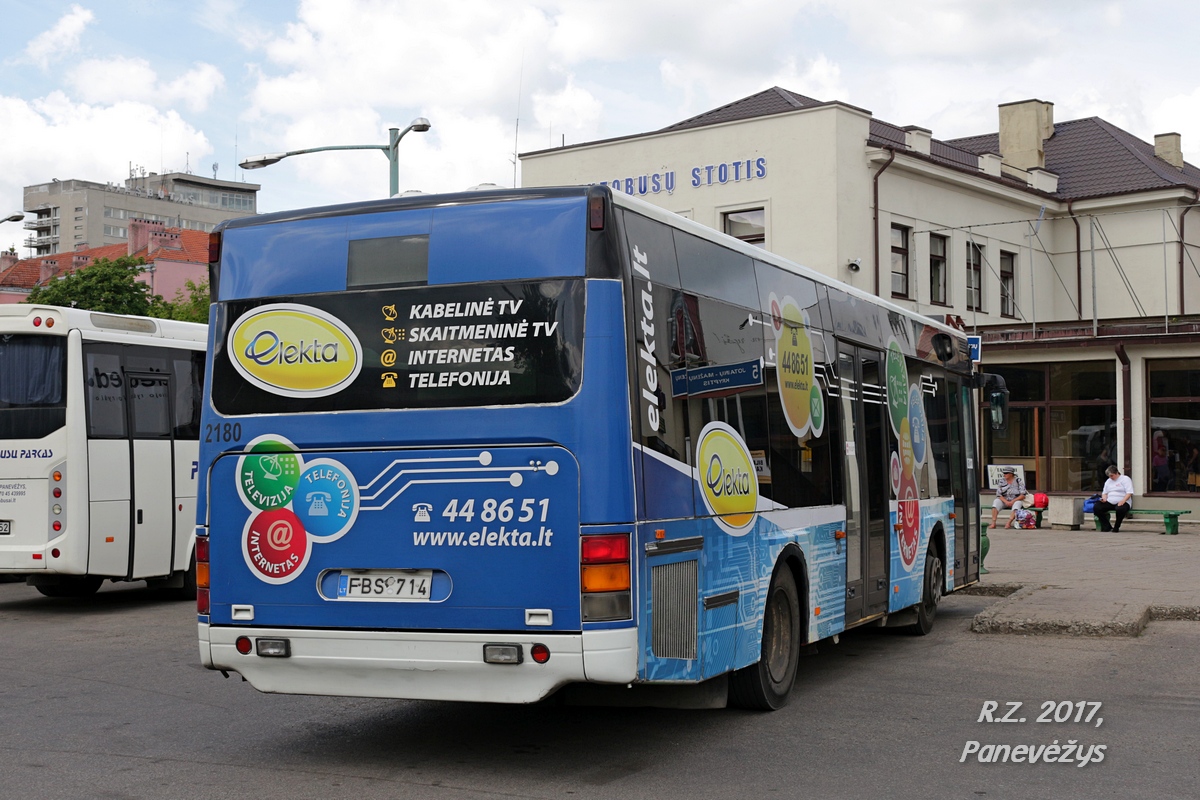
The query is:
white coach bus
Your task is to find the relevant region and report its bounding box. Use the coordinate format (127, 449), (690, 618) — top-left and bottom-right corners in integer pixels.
(0, 305), (206, 597)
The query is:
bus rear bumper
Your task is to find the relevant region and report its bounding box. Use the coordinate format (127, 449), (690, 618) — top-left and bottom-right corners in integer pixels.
(200, 623), (636, 703)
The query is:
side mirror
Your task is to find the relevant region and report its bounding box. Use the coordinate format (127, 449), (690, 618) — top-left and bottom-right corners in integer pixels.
(979, 372), (1009, 433)
(989, 389), (1009, 433)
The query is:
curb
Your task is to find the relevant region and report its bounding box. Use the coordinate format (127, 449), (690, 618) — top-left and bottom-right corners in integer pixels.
(970, 586), (1152, 637)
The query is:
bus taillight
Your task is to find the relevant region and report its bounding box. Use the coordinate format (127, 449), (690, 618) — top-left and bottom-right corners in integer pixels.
(580, 533), (631, 621)
(588, 194), (605, 230)
(196, 533), (210, 614)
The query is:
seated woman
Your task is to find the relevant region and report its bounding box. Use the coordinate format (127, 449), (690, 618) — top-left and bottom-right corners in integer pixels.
(990, 467), (1027, 529)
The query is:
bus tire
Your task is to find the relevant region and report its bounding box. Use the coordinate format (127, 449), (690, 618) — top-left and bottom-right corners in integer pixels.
(729, 565), (801, 711)
(908, 544), (943, 636)
(170, 555), (198, 600)
(35, 576), (104, 598)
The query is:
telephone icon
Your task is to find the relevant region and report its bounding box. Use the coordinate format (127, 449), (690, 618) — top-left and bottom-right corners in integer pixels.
(382, 372), (398, 388)
(412, 503), (432, 522)
(306, 491), (332, 516)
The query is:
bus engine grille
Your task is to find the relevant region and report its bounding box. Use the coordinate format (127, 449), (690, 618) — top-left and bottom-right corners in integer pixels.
(651, 560), (698, 660)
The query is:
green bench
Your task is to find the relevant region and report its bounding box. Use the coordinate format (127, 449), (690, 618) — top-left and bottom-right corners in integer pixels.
(1092, 508), (1192, 535)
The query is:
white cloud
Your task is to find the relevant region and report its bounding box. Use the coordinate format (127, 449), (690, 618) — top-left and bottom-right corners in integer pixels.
(0, 92), (213, 192)
(24, 4), (95, 70)
(234, 0), (839, 203)
(1152, 87), (1200, 165)
(531, 78), (604, 149)
(826, 0), (1060, 61)
(69, 57), (225, 113)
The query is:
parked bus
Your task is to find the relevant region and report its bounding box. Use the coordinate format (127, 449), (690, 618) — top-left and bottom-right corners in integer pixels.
(0, 305), (206, 597)
(197, 186), (999, 709)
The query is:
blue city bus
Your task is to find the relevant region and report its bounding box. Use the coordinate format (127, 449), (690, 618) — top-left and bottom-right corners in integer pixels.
(196, 186), (992, 709)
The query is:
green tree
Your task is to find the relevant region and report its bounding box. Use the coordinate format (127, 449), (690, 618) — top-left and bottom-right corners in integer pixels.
(24, 255), (163, 316)
(159, 278), (211, 324)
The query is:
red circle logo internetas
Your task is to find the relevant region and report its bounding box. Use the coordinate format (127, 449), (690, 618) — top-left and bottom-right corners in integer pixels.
(243, 508), (310, 583)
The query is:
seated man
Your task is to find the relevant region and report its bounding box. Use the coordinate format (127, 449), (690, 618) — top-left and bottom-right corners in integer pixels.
(990, 466), (1027, 529)
(1095, 465), (1134, 532)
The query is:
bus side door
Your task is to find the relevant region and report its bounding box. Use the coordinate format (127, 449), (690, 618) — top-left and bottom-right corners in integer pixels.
(125, 368), (175, 579)
(839, 344), (891, 623)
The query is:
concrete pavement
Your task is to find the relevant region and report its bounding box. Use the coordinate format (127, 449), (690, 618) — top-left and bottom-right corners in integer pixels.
(967, 517), (1200, 636)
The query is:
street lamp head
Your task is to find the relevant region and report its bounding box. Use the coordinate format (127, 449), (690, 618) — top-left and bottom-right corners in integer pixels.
(238, 153), (287, 170)
(409, 117), (431, 133)
(3, 212), (25, 223)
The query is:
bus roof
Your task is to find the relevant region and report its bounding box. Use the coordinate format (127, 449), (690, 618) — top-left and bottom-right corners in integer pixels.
(0, 304), (207, 343)
(213, 184), (964, 345)
(215, 186), (594, 233)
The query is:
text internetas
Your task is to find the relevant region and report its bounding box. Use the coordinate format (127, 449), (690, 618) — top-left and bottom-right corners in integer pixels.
(401, 295), (558, 392)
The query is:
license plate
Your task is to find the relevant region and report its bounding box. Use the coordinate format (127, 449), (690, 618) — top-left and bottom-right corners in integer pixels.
(337, 570), (432, 600)
(0, 520), (10, 535)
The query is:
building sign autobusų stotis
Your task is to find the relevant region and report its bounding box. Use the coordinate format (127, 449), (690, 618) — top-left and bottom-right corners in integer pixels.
(596, 157), (767, 197)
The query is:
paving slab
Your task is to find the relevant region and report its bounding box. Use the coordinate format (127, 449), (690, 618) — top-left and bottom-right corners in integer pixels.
(967, 518), (1200, 636)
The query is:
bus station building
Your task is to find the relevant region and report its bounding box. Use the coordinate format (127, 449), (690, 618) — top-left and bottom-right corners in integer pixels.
(520, 88), (1200, 514)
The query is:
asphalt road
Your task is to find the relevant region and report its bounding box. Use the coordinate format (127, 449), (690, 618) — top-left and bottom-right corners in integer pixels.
(0, 580), (1196, 800)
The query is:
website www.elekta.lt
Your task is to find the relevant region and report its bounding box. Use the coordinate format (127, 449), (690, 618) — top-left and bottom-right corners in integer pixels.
(412, 526), (554, 547)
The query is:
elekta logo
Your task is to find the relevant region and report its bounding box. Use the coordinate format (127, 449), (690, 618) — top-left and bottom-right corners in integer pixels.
(228, 304), (362, 398)
(244, 331), (340, 366)
(696, 421), (759, 536)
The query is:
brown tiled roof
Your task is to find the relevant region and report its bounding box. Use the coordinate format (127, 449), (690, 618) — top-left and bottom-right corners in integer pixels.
(660, 86), (824, 132)
(0, 229), (209, 290)
(947, 117), (1200, 200)
(156, 229), (210, 263)
(663, 88), (1200, 202)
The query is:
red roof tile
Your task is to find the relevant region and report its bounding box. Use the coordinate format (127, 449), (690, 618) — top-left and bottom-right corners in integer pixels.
(0, 228), (209, 290)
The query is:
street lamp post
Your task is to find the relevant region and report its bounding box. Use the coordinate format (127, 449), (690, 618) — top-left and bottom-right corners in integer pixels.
(239, 118), (431, 197)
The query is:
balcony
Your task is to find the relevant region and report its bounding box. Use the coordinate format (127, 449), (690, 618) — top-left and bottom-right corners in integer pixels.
(24, 233), (60, 248)
(23, 215), (58, 230)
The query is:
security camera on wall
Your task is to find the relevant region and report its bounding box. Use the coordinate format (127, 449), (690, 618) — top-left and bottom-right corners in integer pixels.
(847, 258), (861, 272)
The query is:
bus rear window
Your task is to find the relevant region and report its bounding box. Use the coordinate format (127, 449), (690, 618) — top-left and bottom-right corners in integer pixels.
(211, 278), (585, 415)
(0, 334), (66, 440)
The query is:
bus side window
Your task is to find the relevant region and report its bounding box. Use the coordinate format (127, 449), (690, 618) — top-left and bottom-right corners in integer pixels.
(172, 350), (205, 440)
(84, 347), (126, 438)
(923, 374), (951, 498)
(753, 262), (834, 510)
(126, 349), (171, 439)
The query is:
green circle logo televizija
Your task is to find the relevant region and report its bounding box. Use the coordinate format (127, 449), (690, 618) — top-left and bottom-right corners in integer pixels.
(238, 436), (303, 511)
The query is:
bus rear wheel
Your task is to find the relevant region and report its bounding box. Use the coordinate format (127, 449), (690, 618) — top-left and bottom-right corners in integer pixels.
(35, 576), (104, 598)
(909, 544), (943, 636)
(729, 565), (801, 710)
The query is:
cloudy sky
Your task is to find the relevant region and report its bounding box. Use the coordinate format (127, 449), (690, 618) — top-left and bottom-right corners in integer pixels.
(4, 0), (1200, 250)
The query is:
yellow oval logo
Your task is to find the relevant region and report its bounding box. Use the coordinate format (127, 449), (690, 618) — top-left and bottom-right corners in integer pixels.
(696, 421), (758, 535)
(228, 304), (362, 398)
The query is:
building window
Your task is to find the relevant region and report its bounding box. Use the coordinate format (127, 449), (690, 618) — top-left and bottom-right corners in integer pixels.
(966, 242), (983, 311)
(929, 234), (948, 305)
(1147, 358), (1200, 493)
(983, 362), (1117, 493)
(103, 225), (127, 238)
(723, 208), (765, 247)
(890, 224), (910, 297)
(104, 207), (129, 220)
(74, 206), (83, 211)
(1000, 251), (1016, 317)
